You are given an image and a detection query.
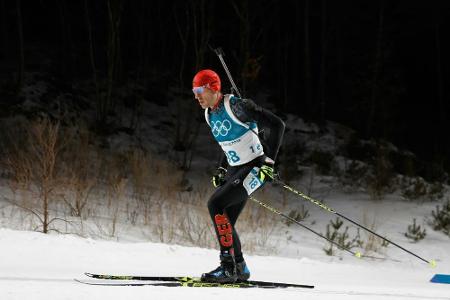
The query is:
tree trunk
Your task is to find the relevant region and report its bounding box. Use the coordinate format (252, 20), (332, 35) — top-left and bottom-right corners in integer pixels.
(43, 187), (49, 233)
(434, 19), (445, 158)
(57, 0), (72, 77)
(84, 0), (101, 124)
(367, 0), (385, 137)
(106, 0), (124, 117)
(16, 0), (24, 93)
(334, 2), (345, 115)
(174, 2), (193, 169)
(1, 0), (7, 60)
(434, 22), (444, 135)
(136, 0), (146, 81)
(174, 3), (190, 92)
(288, 0), (302, 111)
(192, 0), (211, 71)
(231, 0), (251, 95)
(304, 0), (313, 117)
(318, 0), (328, 122)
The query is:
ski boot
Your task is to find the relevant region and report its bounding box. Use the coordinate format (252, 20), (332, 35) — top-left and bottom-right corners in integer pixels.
(236, 260), (250, 281)
(201, 252), (237, 283)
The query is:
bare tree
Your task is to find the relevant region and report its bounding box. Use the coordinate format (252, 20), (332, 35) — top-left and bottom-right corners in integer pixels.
(366, 0), (385, 137)
(1, 0), (7, 60)
(84, 0), (101, 123)
(57, 0), (73, 77)
(61, 124), (97, 218)
(173, 3), (200, 170)
(304, 0), (313, 116)
(231, 0), (251, 94)
(191, 0), (212, 70)
(106, 0), (124, 116)
(230, 0), (266, 95)
(15, 0), (24, 93)
(3, 118), (67, 233)
(318, 0), (328, 122)
(434, 20), (445, 146)
(84, 0), (124, 129)
(171, 1), (212, 170)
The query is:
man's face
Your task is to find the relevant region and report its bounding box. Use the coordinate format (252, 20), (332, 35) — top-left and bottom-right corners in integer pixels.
(193, 86), (218, 109)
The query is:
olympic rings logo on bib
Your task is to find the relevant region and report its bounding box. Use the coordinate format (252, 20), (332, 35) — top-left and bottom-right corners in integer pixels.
(211, 120), (232, 137)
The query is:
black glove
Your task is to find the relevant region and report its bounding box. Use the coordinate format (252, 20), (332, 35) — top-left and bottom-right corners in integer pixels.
(212, 167), (227, 187)
(258, 157), (276, 182)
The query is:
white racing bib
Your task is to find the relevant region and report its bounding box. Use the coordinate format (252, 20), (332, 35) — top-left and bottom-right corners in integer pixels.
(243, 167), (264, 195)
(218, 130), (263, 165)
(206, 95), (264, 166)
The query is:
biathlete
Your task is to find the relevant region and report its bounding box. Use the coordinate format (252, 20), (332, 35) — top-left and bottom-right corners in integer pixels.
(192, 69), (285, 283)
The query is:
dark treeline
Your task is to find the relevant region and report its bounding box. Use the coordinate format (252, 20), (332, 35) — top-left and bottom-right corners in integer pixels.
(0, 0), (449, 169)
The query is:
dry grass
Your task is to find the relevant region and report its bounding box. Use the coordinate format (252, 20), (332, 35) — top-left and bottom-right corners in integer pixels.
(239, 192), (279, 255)
(60, 124), (98, 218)
(0, 117), (284, 255)
(360, 211), (388, 256)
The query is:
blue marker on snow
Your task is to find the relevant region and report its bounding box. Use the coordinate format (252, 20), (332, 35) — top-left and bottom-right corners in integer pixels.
(430, 274), (450, 284)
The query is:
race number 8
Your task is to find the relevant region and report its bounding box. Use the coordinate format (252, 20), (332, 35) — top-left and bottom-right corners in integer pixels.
(226, 150), (240, 163)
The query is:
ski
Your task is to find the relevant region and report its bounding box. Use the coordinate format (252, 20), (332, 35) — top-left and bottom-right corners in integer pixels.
(85, 272), (186, 282)
(76, 279), (296, 288)
(82, 272), (314, 289)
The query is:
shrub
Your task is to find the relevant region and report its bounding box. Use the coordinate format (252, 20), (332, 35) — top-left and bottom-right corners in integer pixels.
(404, 218), (426, 242)
(401, 177), (427, 200)
(285, 205), (309, 226)
(323, 217), (363, 256)
(338, 159), (370, 189)
(401, 177), (445, 201)
(431, 200), (450, 236)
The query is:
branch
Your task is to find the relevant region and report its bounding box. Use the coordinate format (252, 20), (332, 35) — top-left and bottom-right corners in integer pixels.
(2, 196), (44, 224)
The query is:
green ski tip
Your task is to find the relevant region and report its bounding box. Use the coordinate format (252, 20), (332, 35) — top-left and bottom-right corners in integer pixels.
(355, 251), (362, 258)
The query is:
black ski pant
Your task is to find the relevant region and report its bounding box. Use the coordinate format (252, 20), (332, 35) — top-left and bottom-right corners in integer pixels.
(207, 157), (264, 263)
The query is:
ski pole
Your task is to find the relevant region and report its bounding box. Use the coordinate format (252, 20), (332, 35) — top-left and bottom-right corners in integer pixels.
(211, 46), (242, 98)
(249, 196), (363, 258)
(273, 179), (437, 267)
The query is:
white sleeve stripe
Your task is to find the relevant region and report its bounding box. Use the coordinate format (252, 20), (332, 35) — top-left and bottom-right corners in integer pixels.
(204, 108), (210, 127)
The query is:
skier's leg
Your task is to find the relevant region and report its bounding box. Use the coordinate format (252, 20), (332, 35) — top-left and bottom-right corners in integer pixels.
(225, 200), (251, 281)
(207, 183), (246, 253)
(202, 184), (239, 282)
(225, 199), (248, 262)
(207, 165), (253, 253)
(202, 166), (253, 283)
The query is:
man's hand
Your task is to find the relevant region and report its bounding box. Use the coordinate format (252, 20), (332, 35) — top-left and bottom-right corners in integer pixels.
(212, 167), (227, 187)
(258, 157), (276, 182)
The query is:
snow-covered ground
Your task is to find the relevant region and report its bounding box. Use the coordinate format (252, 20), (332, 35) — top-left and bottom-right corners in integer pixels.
(0, 223), (449, 300)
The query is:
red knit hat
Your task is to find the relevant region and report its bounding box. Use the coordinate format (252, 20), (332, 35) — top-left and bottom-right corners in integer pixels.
(192, 69), (221, 92)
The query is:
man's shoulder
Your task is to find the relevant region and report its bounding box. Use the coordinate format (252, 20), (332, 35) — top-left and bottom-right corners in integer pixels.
(226, 95), (255, 109)
(225, 95), (255, 122)
(224, 94), (241, 105)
